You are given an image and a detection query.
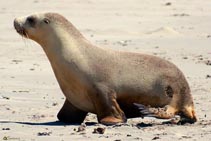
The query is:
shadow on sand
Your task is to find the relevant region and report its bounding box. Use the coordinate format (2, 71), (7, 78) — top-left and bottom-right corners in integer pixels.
(0, 120), (98, 126)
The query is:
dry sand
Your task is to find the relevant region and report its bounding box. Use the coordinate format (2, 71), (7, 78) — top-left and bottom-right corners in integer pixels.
(0, 0), (211, 140)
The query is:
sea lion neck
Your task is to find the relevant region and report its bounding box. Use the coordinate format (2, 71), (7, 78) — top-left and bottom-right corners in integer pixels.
(45, 13), (84, 39)
(39, 22), (85, 48)
(36, 19), (94, 78)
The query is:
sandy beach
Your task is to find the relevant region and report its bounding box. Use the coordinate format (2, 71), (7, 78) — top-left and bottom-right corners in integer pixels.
(0, 0), (211, 140)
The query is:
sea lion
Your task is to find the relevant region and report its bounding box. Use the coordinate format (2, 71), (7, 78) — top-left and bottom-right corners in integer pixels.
(14, 12), (197, 125)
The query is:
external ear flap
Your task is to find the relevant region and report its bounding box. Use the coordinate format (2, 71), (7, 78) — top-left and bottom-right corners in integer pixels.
(44, 18), (50, 24)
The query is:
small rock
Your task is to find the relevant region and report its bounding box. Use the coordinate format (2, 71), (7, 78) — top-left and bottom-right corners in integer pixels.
(117, 40), (128, 46)
(127, 134), (132, 137)
(92, 127), (106, 134)
(205, 60), (211, 65)
(34, 0), (39, 3)
(12, 60), (22, 64)
(165, 2), (172, 6)
(170, 115), (181, 124)
(18, 90), (29, 93)
(3, 136), (9, 140)
(152, 136), (160, 140)
(2, 128), (10, 130)
(206, 75), (211, 79)
(182, 136), (191, 139)
(52, 102), (58, 106)
(173, 13), (190, 17)
(181, 13), (190, 16)
(2, 96), (10, 100)
(77, 123), (86, 132)
(37, 132), (52, 136)
(183, 57), (188, 59)
(198, 57), (203, 60)
(32, 114), (45, 120)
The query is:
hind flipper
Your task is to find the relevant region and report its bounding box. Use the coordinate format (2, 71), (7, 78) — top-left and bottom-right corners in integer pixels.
(134, 103), (175, 119)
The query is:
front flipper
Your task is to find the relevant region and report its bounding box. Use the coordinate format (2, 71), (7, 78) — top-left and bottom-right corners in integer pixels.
(57, 99), (87, 124)
(92, 83), (127, 125)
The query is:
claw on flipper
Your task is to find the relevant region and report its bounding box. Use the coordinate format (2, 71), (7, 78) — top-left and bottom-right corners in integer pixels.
(133, 103), (156, 118)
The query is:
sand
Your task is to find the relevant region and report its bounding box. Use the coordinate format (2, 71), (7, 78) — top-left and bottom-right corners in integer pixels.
(0, 0), (211, 140)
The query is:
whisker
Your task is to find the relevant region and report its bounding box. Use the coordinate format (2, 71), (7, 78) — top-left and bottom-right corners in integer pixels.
(22, 36), (34, 49)
(25, 33), (29, 38)
(27, 39), (34, 48)
(22, 36), (28, 47)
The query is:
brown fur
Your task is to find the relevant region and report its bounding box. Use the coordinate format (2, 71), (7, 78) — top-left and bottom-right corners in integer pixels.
(14, 12), (197, 125)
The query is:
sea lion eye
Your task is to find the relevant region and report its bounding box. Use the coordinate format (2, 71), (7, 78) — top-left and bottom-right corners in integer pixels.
(44, 18), (50, 24)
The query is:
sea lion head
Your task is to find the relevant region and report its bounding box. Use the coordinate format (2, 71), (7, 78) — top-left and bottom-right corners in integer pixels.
(14, 13), (51, 42)
(14, 13), (79, 45)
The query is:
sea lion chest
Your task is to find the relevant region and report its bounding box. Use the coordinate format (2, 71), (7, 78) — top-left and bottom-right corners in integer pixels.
(48, 48), (95, 113)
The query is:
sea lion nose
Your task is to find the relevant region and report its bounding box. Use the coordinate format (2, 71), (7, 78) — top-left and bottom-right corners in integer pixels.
(14, 18), (27, 37)
(14, 18), (21, 31)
